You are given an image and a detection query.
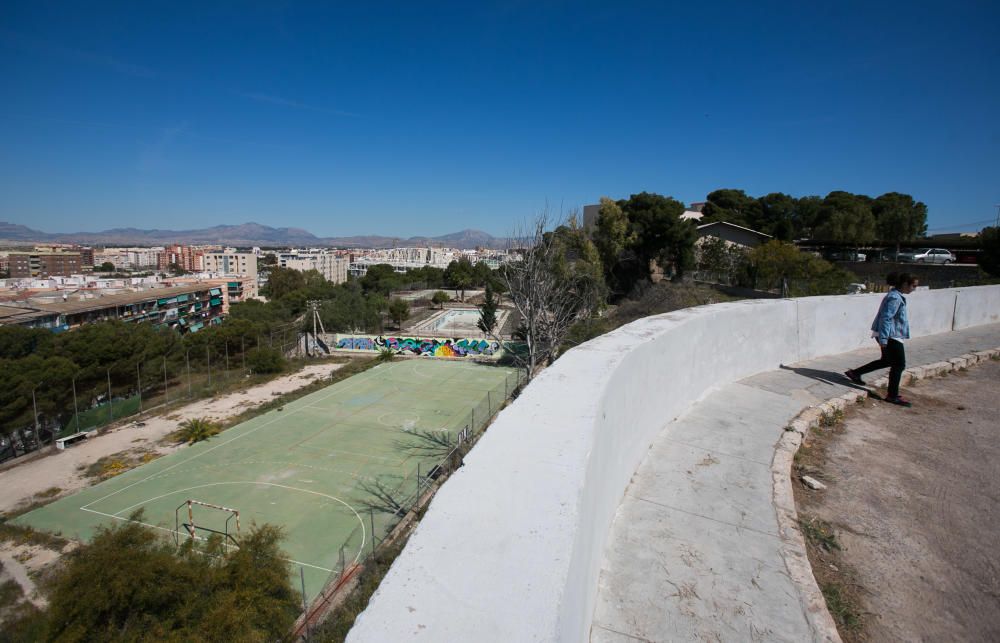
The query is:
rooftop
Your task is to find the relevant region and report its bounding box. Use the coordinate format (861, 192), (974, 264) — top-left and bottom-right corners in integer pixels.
(0, 284), (216, 318)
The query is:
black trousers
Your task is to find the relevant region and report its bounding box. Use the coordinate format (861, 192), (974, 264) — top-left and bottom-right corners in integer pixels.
(855, 339), (906, 398)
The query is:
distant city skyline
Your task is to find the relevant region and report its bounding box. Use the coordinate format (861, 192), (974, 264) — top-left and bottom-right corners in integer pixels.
(1, 2), (998, 237)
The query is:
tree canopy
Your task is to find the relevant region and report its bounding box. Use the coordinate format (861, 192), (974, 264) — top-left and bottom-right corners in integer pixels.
(872, 192), (928, 250)
(980, 226), (1000, 277)
(6, 514), (300, 642)
(698, 188), (928, 247)
(595, 192), (697, 298)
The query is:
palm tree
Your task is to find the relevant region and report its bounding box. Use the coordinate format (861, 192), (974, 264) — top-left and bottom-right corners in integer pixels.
(177, 418), (220, 444)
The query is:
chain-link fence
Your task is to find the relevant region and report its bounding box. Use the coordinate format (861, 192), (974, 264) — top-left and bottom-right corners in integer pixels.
(0, 325), (303, 464)
(295, 367), (527, 636)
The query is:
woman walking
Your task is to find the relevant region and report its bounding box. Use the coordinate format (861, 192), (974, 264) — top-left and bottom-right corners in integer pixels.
(845, 273), (918, 407)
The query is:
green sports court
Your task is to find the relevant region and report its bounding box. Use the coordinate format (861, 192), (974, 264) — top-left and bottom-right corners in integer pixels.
(14, 359), (519, 601)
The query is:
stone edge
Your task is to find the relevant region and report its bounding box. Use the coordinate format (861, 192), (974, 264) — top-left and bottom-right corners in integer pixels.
(771, 346), (1000, 643)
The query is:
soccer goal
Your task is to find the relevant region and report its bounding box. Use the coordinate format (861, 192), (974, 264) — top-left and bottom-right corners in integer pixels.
(174, 499), (241, 548)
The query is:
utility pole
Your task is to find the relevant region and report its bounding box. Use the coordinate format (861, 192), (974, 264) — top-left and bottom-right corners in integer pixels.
(206, 345), (212, 387)
(186, 350), (192, 397)
(163, 356), (168, 404)
(306, 300), (326, 357)
(136, 362), (143, 414)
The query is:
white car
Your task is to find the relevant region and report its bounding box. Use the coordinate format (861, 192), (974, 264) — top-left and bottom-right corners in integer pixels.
(899, 248), (956, 264)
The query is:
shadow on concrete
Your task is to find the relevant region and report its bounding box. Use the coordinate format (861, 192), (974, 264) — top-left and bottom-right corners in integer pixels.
(778, 364), (873, 394)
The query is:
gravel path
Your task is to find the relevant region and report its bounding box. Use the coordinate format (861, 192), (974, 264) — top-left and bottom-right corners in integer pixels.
(0, 362), (345, 515)
(798, 358), (1000, 641)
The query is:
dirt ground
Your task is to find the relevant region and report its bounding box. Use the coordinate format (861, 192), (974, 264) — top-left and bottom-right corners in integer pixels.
(794, 358), (1000, 642)
(0, 361), (346, 516)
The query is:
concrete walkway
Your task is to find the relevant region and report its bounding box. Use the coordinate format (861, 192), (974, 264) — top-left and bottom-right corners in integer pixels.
(592, 323), (1000, 643)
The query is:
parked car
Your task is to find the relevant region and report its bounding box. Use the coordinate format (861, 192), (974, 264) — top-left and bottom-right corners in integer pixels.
(898, 248), (956, 264)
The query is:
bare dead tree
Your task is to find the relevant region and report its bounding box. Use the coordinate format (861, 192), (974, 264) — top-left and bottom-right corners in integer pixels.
(393, 429), (457, 458)
(493, 209), (605, 381)
(394, 429), (465, 471)
(354, 475), (408, 516)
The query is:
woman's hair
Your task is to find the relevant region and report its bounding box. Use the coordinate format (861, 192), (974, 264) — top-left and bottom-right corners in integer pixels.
(886, 272), (899, 288)
(895, 272), (916, 288)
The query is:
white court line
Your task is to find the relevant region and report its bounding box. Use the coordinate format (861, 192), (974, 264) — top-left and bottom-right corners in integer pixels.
(82, 480), (367, 571)
(81, 365), (387, 511)
(79, 507), (333, 572)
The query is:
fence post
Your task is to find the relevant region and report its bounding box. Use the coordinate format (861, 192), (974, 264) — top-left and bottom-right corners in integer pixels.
(136, 362), (143, 414)
(163, 356), (168, 404)
(370, 508), (377, 560)
(107, 369), (113, 423)
(72, 376), (80, 432)
(300, 566), (310, 642)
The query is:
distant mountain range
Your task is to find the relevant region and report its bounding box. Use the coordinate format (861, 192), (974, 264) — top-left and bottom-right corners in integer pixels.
(0, 222), (506, 249)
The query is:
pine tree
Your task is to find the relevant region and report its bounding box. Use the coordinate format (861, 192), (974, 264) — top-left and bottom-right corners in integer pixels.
(477, 283), (498, 335)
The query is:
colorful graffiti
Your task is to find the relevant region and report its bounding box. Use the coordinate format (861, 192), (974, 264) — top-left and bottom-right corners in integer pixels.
(334, 335), (501, 358)
(336, 337), (376, 351)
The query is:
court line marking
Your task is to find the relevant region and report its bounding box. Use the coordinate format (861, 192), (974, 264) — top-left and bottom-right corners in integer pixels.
(377, 411), (422, 429)
(78, 507), (333, 572)
(71, 361), (513, 571)
(80, 364), (388, 510)
(82, 480), (367, 572)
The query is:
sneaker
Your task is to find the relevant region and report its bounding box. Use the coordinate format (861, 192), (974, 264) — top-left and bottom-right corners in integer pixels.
(844, 369), (864, 385)
(886, 395), (912, 407)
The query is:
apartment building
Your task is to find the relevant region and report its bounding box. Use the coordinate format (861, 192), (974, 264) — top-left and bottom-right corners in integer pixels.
(8, 251), (82, 278)
(203, 252), (258, 279)
(157, 244), (230, 272)
(278, 250), (349, 284)
(0, 284), (226, 333)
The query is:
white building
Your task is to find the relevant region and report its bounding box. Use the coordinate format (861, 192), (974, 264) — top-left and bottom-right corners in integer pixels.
(203, 252), (258, 279)
(283, 252), (349, 284)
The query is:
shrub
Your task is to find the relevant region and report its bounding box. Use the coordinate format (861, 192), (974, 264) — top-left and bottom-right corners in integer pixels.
(176, 418), (220, 444)
(9, 514), (300, 641)
(246, 346), (286, 374)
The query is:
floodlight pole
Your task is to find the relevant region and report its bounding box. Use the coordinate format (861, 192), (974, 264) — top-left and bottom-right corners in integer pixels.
(186, 350), (192, 397)
(163, 356), (168, 404)
(136, 362), (143, 414)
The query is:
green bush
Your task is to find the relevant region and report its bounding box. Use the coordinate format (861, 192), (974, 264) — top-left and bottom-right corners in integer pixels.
(246, 347), (286, 374)
(176, 418), (221, 444)
(4, 514), (300, 642)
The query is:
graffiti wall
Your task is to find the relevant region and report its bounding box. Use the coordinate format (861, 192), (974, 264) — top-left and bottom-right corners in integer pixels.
(333, 334), (502, 359)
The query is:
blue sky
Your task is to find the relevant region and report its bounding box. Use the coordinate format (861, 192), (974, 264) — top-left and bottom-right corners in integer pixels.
(1, 1), (998, 237)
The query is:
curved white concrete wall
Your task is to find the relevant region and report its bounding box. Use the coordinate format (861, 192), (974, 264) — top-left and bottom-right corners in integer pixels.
(347, 286), (1000, 642)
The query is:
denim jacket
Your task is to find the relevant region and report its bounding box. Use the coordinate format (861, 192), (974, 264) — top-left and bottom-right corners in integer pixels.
(870, 289), (910, 346)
